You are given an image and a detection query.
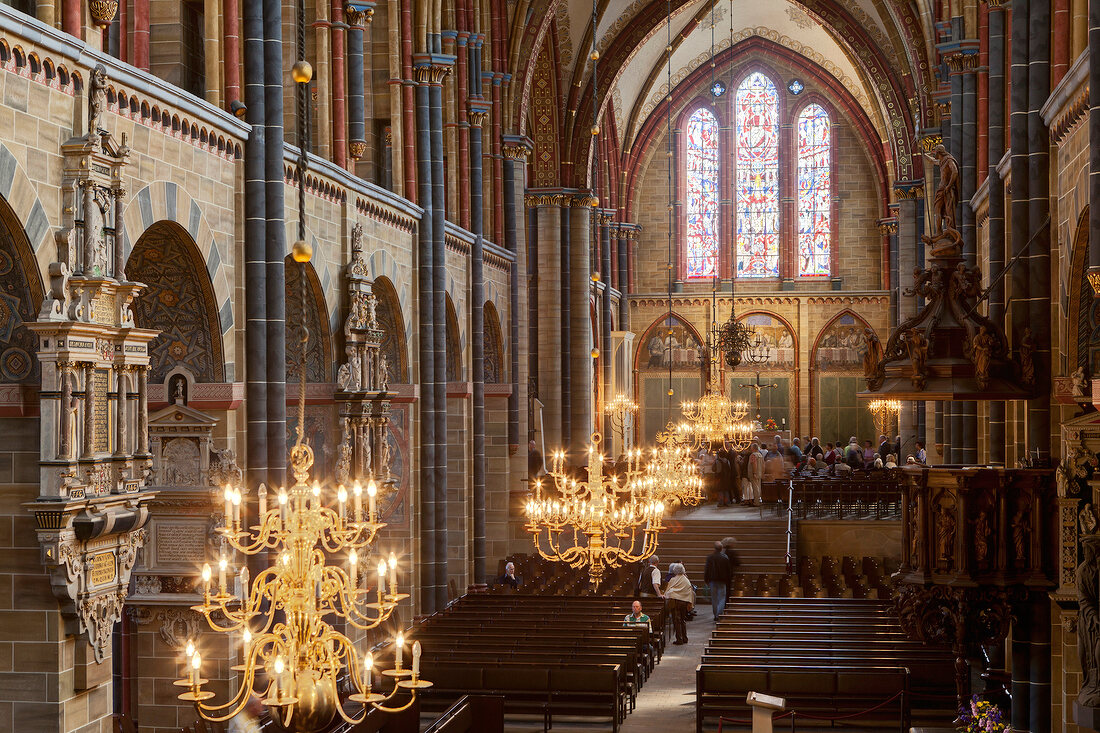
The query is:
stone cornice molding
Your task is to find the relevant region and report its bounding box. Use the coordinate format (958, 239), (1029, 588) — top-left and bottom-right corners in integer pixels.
(1042, 49), (1089, 144)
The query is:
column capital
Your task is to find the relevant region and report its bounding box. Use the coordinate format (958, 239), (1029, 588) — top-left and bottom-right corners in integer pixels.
(413, 54), (455, 85)
(525, 191), (567, 207)
(877, 217), (899, 235)
(501, 134), (533, 160)
(467, 99), (492, 127)
(893, 180), (925, 200)
(344, 3), (374, 25)
(982, 0), (1008, 7)
(937, 40), (980, 74)
(570, 192), (599, 208)
(918, 129), (943, 153)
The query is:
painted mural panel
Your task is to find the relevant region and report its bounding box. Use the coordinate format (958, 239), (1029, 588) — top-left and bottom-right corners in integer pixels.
(637, 315), (705, 372)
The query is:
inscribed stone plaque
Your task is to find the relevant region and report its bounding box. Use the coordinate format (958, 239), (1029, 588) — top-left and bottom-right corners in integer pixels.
(88, 551), (116, 587)
(93, 369), (109, 453)
(154, 521), (207, 568)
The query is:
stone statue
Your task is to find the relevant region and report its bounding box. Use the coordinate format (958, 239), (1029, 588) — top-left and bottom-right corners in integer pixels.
(1081, 503), (1099, 536)
(904, 329), (928, 390)
(1078, 536), (1100, 707)
(970, 325), (994, 390)
(336, 362), (353, 392)
(920, 145), (963, 258)
(88, 64), (108, 141)
(1019, 327), (1036, 385)
(377, 352), (390, 391)
(1073, 366), (1090, 400)
(861, 328), (883, 380)
(927, 144), (959, 234)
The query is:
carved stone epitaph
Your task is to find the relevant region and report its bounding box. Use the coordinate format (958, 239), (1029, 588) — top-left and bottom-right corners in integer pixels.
(334, 223), (394, 491)
(22, 67), (156, 662)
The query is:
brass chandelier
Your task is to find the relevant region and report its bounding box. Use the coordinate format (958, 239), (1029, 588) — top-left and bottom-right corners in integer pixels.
(177, 250), (431, 730)
(525, 435), (665, 587)
(635, 422), (705, 507)
(867, 398), (902, 441)
(603, 392), (639, 450)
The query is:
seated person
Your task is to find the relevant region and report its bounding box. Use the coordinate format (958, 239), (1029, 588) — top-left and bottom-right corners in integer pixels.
(496, 561), (520, 589)
(623, 600), (652, 632)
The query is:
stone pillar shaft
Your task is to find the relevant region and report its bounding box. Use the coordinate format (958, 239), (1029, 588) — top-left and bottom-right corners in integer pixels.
(1027, 0), (1051, 460)
(988, 1), (1007, 465)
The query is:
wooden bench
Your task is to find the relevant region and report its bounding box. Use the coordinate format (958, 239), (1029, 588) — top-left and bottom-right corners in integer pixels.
(422, 695), (505, 733)
(695, 664), (910, 733)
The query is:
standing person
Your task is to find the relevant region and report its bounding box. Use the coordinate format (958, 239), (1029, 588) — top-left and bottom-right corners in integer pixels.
(746, 441), (764, 506)
(663, 563), (695, 645)
(915, 441), (928, 465)
(893, 435), (902, 460)
(823, 442), (838, 465)
(704, 540), (732, 621)
(845, 437), (863, 469)
(716, 442), (738, 506)
(863, 439), (876, 468)
(808, 437), (824, 460)
(721, 537), (740, 602)
(637, 555), (663, 598)
(877, 434), (891, 462)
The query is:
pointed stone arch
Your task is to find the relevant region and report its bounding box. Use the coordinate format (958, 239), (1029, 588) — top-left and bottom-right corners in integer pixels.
(0, 188), (43, 385)
(446, 294), (463, 382)
(125, 220), (224, 383)
(372, 276), (409, 384)
(484, 300), (505, 384)
(285, 255), (333, 383)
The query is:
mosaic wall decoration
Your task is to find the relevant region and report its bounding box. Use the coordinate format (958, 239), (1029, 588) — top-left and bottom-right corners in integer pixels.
(796, 103), (831, 277)
(636, 314), (705, 371)
(684, 107), (720, 279)
(285, 258), (330, 383)
(373, 277), (408, 383)
(813, 313), (871, 370)
(484, 302), (504, 384)
(735, 72), (780, 278)
(0, 218), (39, 384)
(446, 296), (462, 382)
(739, 313), (796, 368)
(126, 222), (222, 383)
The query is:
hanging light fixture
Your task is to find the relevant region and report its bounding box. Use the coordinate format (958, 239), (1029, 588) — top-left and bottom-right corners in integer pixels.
(176, 10), (429, 727)
(604, 393), (639, 451)
(634, 422), (706, 506)
(867, 398), (902, 440)
(525, 436), (665, 586)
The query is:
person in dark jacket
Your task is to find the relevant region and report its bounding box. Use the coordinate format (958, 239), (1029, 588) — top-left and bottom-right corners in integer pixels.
(722, 537), (740, 602)
(703, 541), (732, 621)
(716, 443), (739, 506)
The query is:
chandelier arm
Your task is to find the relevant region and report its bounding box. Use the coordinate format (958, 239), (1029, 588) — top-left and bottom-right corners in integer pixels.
(190, 639), (266, 722)
(223, 511), (286, 555)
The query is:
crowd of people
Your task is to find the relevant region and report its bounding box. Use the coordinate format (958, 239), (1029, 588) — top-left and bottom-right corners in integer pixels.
(692, 433), (929, 507)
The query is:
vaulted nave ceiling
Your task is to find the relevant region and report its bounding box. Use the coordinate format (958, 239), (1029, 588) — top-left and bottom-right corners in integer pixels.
(553, 0), (935, 177)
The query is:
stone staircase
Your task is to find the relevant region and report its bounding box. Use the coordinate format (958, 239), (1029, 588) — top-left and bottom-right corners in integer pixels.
(657, 509), (792, 583)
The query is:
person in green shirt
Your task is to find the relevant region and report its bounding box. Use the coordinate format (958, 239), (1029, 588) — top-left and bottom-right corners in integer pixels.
(623, 600), (651, 632)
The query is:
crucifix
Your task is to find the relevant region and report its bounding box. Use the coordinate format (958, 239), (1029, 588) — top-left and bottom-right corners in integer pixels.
(739, 372), (779, 422)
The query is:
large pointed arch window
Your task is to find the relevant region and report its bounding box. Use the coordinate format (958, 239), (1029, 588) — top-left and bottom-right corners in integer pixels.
(684, 107), (721, 278)
(797, 103), (831, 277)
(734, 72), (780, 278)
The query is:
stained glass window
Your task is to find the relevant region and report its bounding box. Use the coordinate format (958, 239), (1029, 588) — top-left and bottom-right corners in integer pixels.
(796, 103), (831, 277)
(734, 72), (780, 278)
(684, 108), (720, 278)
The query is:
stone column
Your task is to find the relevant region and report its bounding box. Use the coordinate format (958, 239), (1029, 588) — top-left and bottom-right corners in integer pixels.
(136, 367), (149, 456)
(346, 7), (370, 161)
(617, 224), (631, 325)
(527, 193), (565, 445)
(895, 182), (925, 451)
(599, 210), (614, 439)
(413, 59), (437, 613)
(988, 0), (1008, 465)
(560, 194), (573, 445)
(503, 137), (530, 455)
(469, 104), (487, 587)
(1089, 0), (1100, 298)
(115, 367), (128, 457)
(570, 194), (594, 449)
(1009, 0), (1031, 462)
(1027, 0), (1051, 461)
(83, 363), (95, 459)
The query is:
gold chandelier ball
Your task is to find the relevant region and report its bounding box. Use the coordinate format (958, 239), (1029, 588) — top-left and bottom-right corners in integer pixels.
(591, 272), (600, 282)
(591, 348), (600, 359)
(268, 670), (337, 733)
(292, 60), (314, 84)
(591, 125), (600, 136)
(590, 49), (600, 61)
(590, 196), (599, 207)
(292, 239), (313, 263)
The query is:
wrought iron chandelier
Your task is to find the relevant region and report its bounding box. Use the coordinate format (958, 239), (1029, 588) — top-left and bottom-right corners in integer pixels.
(867, 398), (902, 440)
(525, 435), (665, 586)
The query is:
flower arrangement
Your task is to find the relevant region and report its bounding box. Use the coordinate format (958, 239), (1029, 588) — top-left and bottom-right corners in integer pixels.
(957, 695), (1008, 733)
(763, 418), (778, 431)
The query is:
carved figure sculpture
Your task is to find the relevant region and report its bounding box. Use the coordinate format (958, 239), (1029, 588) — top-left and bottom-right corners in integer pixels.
(1078, 537), (1100, 707)
(970, 325), (994, 390)
(904, 329), (928, 390)
(928, 144), (959, 234)
(862, 327), (883, 380)
(1019, 328), (1036, 385)
(1081, 503), (1099, 536)
(1073, 366), (1090, 400)
(936, 502), (956, 563)
(88, 64), (108, 140)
